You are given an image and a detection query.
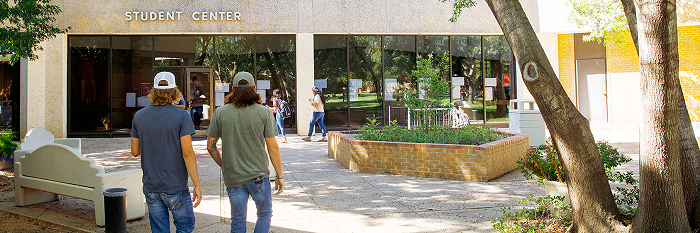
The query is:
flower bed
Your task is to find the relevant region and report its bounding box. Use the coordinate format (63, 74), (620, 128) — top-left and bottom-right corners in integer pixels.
(328, 130), (529, 181)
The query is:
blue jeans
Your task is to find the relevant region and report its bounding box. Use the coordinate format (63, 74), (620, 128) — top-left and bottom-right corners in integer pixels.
(144, 190), (195, 233)
(226, 177), (272, 233)
(307, 112), (326, 137)
(275, 112), (286, 136)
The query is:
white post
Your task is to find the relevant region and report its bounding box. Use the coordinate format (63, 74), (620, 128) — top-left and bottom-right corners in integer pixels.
(296, 33), (314, 136)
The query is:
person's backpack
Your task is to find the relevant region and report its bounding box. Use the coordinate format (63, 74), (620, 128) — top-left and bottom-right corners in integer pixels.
(279, 99), (292, 118)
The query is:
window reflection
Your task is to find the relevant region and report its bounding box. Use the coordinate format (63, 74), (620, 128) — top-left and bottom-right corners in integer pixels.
(349, 36), (383, 127)
(69, 36), (110, 134)
(314, 35), (347, 127)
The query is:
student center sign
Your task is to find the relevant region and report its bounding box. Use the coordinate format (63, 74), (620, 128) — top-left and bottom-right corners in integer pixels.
(12, 0), (700, 139)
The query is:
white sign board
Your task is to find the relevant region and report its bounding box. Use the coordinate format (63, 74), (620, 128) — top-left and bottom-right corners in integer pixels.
(485, 78), (497, 87)
(137, 97), (150, 107)
(419, 82), (426, 99)
(126, 93), (136, 107)
(256, 80), (271, 90)
(485, 87), (493, 100)
(452, 86), (461, 100)
(215, 83), (230, 93)
(349, 79), (362, 101)
(384, 79), (397, 101)
(452, 76), (465, 86)
(314, 79), (327, 89)
(257, 89), (267, 103)
(215, 92), (225, 106)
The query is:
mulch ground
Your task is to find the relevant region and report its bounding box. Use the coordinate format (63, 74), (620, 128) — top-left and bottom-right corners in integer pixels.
(0, 169), (77, 232)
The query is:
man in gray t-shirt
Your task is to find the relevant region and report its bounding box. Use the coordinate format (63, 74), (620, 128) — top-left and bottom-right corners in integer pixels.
(131, 72), (202, 233)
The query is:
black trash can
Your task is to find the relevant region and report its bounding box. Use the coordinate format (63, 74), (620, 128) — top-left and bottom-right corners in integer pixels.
(103, 188), (128, 233)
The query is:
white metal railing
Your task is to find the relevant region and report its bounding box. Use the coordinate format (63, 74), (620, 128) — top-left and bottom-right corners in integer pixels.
(389, 107), (470, 129)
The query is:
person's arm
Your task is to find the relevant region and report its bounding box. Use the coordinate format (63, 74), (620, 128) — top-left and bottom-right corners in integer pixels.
(206, 136), (222, 167)
(265, 136), (285, 195)
(130, 137), (140, 157)
(180, 134), (202, 208)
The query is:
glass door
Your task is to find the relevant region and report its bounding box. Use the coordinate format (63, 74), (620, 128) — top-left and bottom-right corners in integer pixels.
(186, 68), (214, 131)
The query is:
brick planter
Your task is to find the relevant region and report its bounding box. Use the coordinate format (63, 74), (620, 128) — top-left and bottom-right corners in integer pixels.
(328, 130), (529, 182)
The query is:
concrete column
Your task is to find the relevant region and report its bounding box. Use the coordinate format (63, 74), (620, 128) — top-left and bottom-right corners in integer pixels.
(20, 35), (68, 138)
(44, 35), (68, 138)
(296, 33), (314, 136)
(24, 44), (47, 138)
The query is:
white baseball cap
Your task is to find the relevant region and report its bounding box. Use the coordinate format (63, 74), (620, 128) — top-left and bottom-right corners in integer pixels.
(153, 72), (177, 89)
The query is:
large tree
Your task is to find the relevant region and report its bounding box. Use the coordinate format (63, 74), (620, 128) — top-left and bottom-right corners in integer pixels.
(0, 0), (69, 64)
(447, 0), (698, 231)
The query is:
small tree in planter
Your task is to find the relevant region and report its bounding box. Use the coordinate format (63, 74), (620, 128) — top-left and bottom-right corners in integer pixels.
(403, 54), (451, 129)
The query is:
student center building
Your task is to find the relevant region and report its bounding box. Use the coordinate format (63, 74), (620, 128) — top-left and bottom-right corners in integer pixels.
(4, 0), (700, 138)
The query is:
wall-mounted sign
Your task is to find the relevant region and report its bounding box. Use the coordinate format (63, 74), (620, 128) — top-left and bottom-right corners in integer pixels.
(141, 83), (151, 96)
(125, 11), (241, 21)
(503, 74), (511, 87)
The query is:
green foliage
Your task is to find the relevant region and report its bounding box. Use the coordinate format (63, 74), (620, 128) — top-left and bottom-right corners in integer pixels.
(517, 140), (639, 217)
(0, 130), (17, 162)
(566, 0), (629, 46)
(403, 54), (452, 129)
(441, 0), (478, 23)
(491, 195), (572, 233)
(357, 119), (504, 145)
(0, 0), (70, 65)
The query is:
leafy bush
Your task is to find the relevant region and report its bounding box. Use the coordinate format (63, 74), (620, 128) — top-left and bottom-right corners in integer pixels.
(403, 55), (452, 129)
(515, 139), (639, 218)
(357, 119), (505, 145)
(491, 194), (572, 233)
(0, 130), (17, 162)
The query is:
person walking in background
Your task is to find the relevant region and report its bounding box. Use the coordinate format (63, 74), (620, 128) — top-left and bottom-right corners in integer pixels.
(271, 89), (288, 143)
(189, 77), (206, 129)
(206, 72), (285, 233)
(130, 72), (202, 233)
(302, 87), (326, 142)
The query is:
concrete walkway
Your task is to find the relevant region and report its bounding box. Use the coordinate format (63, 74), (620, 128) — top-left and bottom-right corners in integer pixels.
(0, 125), (641, 233)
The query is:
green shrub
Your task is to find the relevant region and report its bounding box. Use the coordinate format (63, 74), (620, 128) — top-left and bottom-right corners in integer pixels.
(356, 119), (505, 145)
(0, 130), (17, 162)
(514, 139), (639, 220)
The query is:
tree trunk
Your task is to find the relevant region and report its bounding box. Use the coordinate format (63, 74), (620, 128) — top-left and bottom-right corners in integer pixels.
(632, 0), (690, 231)
(483, 0), (627, 231)
(619, 1), (700, 228)
(492, 60), (507, 118)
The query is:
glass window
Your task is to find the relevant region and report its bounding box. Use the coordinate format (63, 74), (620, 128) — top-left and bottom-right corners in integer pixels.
(69, 36), (110, 135)
(451, 36), (484, 124)
(348, 36), (383, 127)
(383, 36), (416, 126)
(111, 36), (154, 135)
(484, 36), (512, 122)
(0, 62), (18, 133)
(154, 36), (213, 66)
(313, 35), (347, 127)
(256, 35), (297, 126)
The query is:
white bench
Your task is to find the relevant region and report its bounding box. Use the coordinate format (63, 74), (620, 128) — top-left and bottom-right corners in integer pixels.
(14, 127), (145, 226)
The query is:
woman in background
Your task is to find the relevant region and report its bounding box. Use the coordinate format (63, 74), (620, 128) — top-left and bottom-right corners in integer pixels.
(271, 89), (287, 143)
(302, 87), (326, 142)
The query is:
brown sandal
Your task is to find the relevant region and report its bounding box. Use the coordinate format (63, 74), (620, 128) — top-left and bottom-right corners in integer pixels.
(319, 138), (327, 142)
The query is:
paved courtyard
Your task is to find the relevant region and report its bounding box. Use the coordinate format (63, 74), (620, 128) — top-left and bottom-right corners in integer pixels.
(0, 126), (640, 232)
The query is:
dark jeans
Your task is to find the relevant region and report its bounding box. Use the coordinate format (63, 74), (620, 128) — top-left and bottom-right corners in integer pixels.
(191, 106), (203, 127)
(144, 190), (195, 233)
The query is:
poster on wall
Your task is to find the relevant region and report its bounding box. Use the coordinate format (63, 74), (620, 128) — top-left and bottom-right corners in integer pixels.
(451, 76), (465, 86)
(452, 86), (461, 100)
(215, 92), (225, 106)
(141, 83), (151, 96)
(485, 86), (493, 100)
(485, 78), (497, 87)
(257, 89), (267, 104)
(126, 93), (136, 107)
(256, 80), (271, 90)
(349, 79), (362, 101)
(215, 83), (230, 93)
(503, 74), (511, 87)
(384, 79), (397, 101)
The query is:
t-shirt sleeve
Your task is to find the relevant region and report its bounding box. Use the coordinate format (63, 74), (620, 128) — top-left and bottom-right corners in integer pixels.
(263, 108), (278, 138)
(206, 109), (221, 138)
(130, 116), (139, 138)
(180, 111), (196, 137)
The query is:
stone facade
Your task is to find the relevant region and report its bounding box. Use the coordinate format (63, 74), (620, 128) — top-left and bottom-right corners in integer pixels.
(328, 131), (529, 182)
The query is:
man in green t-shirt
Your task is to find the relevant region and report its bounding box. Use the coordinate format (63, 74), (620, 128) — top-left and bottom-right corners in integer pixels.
(206, 72), (284, 233)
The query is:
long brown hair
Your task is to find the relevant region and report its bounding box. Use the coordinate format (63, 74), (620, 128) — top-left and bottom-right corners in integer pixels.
(224, 80), (261, 108)
(149, 80), (182, 105)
